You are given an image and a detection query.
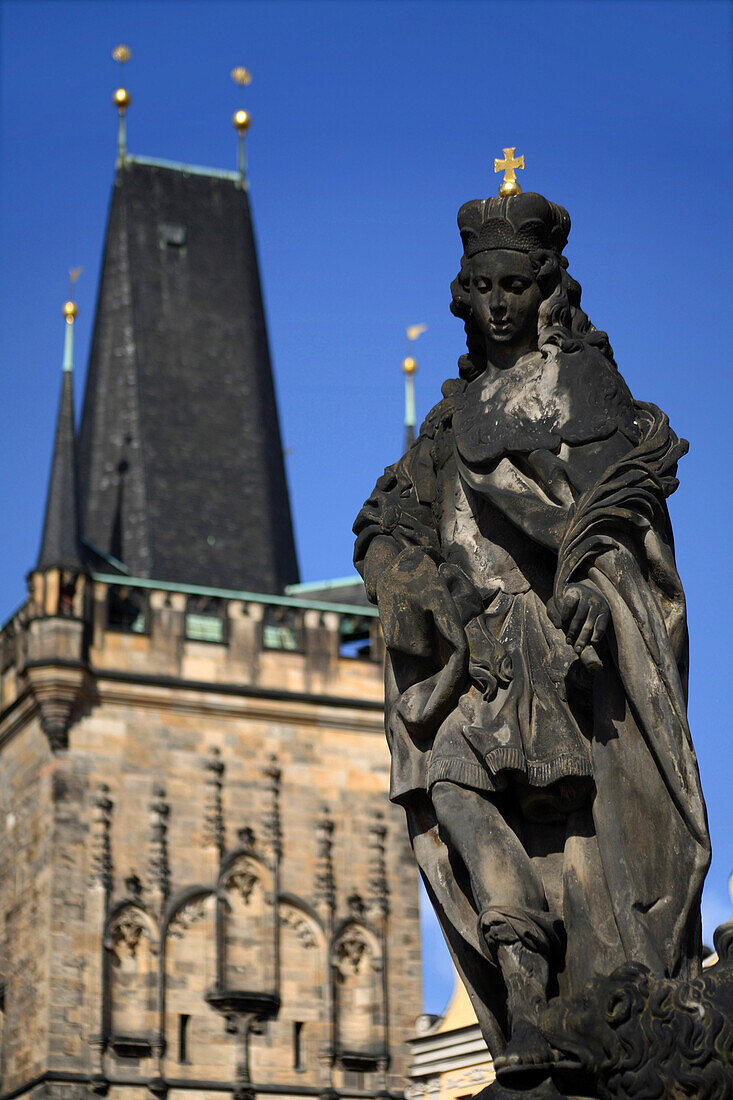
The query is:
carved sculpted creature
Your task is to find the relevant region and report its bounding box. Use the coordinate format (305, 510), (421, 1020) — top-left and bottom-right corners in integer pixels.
(534, 920), (733, 1098)
(354, 184), (711, 1077)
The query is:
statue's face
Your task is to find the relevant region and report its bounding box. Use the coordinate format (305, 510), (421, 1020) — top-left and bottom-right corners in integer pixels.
(468, 250), (542, 347)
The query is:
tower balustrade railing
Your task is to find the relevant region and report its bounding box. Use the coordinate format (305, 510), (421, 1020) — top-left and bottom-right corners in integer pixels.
(0, 571), (384, 719)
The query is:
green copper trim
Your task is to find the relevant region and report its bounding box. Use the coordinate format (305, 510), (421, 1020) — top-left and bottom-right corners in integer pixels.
(80, 537), (131, 575)
(404, 373), (415, 431)
(125, 155), (241, 183)
(62, 322), (74, 373)
(237, 134), (247, 189)
(117, 113), (127, 166)
(91, 572), (378, 618)
(285, 576), (363, 595)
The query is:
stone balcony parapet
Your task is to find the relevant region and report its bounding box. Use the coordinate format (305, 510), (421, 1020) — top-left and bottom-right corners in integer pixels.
(0, 570), (384, 743)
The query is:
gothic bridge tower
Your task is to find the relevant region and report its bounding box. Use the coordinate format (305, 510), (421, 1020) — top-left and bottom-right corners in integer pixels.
(0, 68), (421, 1100)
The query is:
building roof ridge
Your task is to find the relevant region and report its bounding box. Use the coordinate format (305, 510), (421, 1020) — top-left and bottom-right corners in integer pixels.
(124, 154), (241, 183)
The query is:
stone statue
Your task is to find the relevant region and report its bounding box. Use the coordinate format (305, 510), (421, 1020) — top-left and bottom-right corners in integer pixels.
(353, 170), (712, 1083)
(534, 917), (733, 1097)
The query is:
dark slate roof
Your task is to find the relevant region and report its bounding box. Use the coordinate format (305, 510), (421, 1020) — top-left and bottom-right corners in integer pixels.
(76, 158), (299, 594)
(37, 367), (83, 572)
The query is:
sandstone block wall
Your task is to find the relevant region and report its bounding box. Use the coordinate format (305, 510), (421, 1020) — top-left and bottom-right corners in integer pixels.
(0, 579), (422, 1100)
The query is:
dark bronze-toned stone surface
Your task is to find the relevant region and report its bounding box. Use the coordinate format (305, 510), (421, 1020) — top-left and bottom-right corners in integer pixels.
(354, 189), (723, 1092)
(477, 918), (733, 1097)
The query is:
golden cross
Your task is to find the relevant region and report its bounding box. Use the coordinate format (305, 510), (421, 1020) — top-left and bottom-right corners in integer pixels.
(494, 147), (525, 197)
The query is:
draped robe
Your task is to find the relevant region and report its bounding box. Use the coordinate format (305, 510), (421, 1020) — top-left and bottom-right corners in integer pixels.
(354, 345), (710, 1052)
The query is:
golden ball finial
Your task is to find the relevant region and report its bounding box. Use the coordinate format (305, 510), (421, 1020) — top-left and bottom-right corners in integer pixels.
(63, 300), (78, 324)
(494, 147), (525, 197)
(112, 44), (131, 64)
(113, 87), (131, 112)
(498, 179), (522, 198)
(402, 356), (418, 376)
(233, 109), (251, 135)
(231, 67), (252, 86)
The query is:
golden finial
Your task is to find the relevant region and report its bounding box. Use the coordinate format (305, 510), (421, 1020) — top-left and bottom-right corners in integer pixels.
(112, 43), (131, 112)
(62, 269), (81, 372)
(404, 324), (427, 374)
(402, 325), (426, 448)
(64, 267), (82, 323)
(232, 109), (251, 135)
(231, 67), (252, 186)
(494, 147), (525, 197)
(112, 44), (131, 163)
(113, 87), (131, 112)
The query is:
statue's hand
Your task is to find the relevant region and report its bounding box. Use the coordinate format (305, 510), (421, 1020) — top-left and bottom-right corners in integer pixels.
(375, 546), (468, 663)
(550, 581), (610, 655)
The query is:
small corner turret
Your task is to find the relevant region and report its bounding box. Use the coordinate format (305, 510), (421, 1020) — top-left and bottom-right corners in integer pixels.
(26, 284), (90, 750)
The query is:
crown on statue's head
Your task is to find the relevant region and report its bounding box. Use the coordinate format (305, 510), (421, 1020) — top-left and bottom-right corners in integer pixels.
(457, 193), (571, 259)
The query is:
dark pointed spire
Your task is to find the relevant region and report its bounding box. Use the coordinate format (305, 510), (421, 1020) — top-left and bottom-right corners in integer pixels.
(76, 158), (299, 592)
(37, 299), (83, 572)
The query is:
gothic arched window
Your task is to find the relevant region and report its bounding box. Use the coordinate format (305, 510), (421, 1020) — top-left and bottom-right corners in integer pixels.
(219, 855), (276, 996)
(164, 892), (232, 1078)
(106, 904), (158, 1059)
(332, 921), (383, 1069)
(266, 900), (325, 1082)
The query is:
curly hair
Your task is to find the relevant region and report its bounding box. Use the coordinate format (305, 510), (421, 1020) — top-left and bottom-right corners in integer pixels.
(449, 249), (616, 382)
(598, 964), (733, 1100)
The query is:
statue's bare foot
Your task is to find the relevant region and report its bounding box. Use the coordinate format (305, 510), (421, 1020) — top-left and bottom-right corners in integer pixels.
(494, 1019), (557, 1084)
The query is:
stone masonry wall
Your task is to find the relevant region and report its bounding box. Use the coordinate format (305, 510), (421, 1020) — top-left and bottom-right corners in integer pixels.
(0, 717), (53, 1086)
(0, 590), (422, 1099)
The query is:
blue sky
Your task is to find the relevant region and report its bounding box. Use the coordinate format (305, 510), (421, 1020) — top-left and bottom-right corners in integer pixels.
(1, 0), (732, 1014)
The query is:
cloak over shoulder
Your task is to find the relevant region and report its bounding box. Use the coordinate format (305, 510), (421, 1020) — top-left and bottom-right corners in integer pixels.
(354, 369), (710, 1046)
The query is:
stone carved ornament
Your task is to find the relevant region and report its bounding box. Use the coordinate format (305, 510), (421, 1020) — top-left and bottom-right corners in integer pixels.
(446, 1069), (496, 1088)
(334, 930), (368, 976)
(227, 868), (259, 905)
(279, 906), (318, 950)
(528, 933), (733, 1099)
(404, 1080), (441, 1100)
(167, 896), (208, 939)
(107, 906), (156, 958)
(223, 854), (272, 907)
(333, 924), (382, 978)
